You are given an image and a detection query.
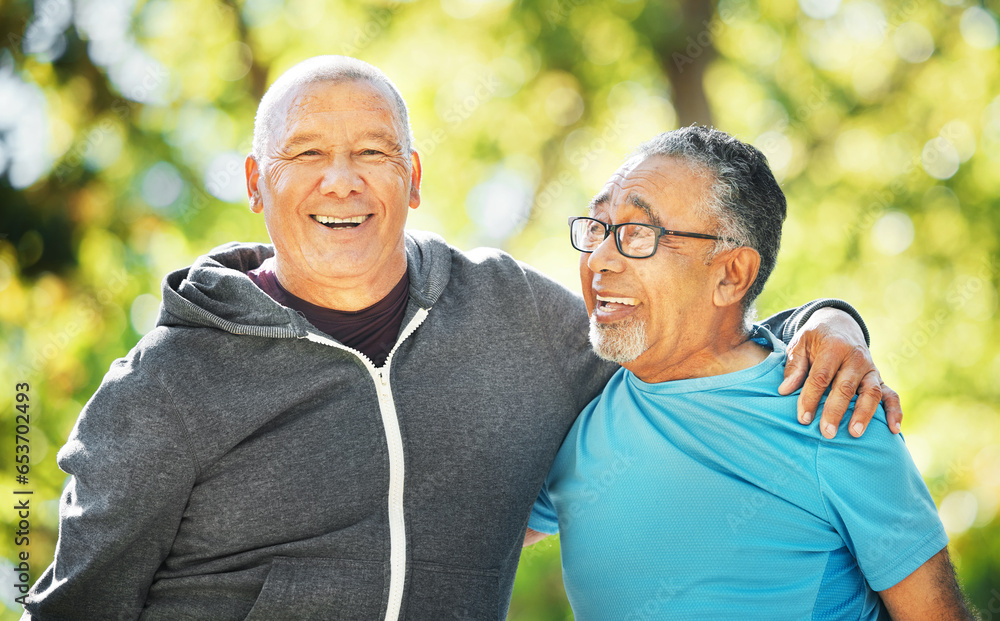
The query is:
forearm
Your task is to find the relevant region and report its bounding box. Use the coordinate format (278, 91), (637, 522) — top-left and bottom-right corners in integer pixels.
(879, 548), (974, 621)
(523, 527), (550, 547)
(760, 298), (869, 346)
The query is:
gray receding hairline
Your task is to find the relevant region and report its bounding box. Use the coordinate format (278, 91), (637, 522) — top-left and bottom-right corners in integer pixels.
(629, 134), (754, 257)
(250, 55), (415, 165)
(628, 127), (787, 321)
(628, 149), (746, 247)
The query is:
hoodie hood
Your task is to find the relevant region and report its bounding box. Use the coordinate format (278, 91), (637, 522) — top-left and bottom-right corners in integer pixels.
(157, 231), (454, 338)
(403, 229), (451, 309)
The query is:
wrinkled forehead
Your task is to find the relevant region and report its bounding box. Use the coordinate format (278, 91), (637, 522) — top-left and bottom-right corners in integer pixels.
(589, 155), (707, 222)
(291, 79), (393, 113)
(589, 155), (718, 235)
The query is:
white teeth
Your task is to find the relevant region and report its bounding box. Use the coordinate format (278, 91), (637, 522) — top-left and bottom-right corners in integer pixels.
(313, 215), (369, 224)
(596, 295), (639, 306)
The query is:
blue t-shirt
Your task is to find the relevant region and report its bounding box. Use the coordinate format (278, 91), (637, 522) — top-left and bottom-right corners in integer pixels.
(529, 326), (947, 620)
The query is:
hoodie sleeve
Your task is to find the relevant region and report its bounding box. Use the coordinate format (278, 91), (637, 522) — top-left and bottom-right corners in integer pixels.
(22, 351), (197, 621)
(760, 298), (870, 347)
(521, 264), (618, 414)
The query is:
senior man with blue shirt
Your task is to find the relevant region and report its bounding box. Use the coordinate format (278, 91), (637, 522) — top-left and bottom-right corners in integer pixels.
(526, 127), (973, 620)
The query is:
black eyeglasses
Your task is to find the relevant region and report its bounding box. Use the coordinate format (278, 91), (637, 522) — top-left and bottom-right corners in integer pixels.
(568, 216), (728, 259)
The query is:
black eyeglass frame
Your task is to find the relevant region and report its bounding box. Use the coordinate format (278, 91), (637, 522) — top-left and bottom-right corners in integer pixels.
(568, 216), (731, 259)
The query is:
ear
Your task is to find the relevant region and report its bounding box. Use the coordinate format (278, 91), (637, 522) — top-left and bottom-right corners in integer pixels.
(408, 150), (422, 209)
(245, 154), (263, 213)
(712, 246), (761, 309)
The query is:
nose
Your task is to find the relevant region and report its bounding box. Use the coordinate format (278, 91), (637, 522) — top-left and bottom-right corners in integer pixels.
(586, 233), (625, 274)
(319, 154), (365, 198)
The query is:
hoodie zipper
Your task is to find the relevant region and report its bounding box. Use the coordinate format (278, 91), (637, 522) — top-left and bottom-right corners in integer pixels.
(304, 307), (429, 621)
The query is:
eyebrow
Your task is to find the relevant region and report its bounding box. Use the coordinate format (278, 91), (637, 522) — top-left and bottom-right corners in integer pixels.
(588, 191), (610, 214)
(588, 190), (663, 226)
(279, 130), (402, 153)
(358, 130), (403, 152)
(627, 193), (662, 227)
(281, 132), (323, 152)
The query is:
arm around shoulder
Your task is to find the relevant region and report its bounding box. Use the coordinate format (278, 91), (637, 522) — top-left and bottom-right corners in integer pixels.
(521, 264), (617, 409)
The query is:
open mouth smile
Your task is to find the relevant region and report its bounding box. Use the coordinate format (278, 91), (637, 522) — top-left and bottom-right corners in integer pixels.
(311, 214), (372, 229)
(593, 293), (641, 323)
(596, 294), (640, 311)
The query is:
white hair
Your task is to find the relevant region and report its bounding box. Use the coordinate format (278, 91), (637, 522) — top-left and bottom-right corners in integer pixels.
(251, 56), (414, 167)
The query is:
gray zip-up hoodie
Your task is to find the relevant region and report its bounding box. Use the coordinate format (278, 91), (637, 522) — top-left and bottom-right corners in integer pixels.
(22, 231), (857, 620)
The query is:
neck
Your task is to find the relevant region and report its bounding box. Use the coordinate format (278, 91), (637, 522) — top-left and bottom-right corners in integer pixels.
(627, 310), (767, 384)
(274, 253), (407, 312)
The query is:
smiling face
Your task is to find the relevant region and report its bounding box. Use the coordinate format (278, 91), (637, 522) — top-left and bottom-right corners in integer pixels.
(582, 154), (733, 380)
(245, 79), (420, 309)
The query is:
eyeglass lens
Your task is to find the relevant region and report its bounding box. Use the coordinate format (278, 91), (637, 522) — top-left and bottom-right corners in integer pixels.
(571, 219), (658, 258)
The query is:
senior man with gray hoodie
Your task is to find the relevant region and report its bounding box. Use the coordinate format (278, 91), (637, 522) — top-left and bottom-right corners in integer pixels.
(23, 57), (894, 620)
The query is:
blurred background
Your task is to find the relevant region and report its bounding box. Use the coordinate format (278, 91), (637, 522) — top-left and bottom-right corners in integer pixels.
(1, 0), (998, 618)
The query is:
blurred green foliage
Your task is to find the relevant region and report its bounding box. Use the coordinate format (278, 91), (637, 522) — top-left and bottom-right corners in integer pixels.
(1, 0), (999, 618)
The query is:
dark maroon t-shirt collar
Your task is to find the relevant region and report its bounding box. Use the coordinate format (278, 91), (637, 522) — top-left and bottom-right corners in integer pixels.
(247, 257), (409, 366)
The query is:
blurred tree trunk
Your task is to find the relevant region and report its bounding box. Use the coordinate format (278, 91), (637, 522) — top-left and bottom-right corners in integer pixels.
(650, 0), (717, 127)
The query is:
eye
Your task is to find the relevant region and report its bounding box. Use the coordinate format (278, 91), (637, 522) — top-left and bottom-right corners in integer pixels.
(360, 149), (385, 156)
(298, 149), (321, 157)
(584, 221), (605, 240)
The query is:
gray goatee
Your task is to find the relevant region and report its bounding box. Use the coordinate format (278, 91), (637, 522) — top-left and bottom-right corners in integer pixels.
(589, 314), (649, 363)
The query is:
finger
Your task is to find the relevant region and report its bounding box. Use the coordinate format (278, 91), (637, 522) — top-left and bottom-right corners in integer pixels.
(797, 357), (837, 430)
(817, 374), (861, 439)
(779, 338), (809, 396)
(881, 382), (903, 434)
(847, 371), (883, 437)
(817, 346), (873, 439)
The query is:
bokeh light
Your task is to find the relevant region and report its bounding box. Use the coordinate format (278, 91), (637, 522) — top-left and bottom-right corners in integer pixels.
(960, 6), (1000, 50)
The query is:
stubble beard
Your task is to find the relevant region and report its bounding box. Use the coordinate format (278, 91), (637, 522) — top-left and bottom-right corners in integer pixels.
(589, 314), (649, 364)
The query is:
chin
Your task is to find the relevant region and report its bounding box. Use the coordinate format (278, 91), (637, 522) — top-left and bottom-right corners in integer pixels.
(588, 315), (649, 363)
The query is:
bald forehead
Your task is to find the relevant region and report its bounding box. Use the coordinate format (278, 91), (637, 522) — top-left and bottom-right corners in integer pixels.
(252, 60), (414, 166)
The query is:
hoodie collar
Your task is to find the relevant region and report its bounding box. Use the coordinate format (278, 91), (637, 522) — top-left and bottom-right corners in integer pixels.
(157, 232), (454, 337)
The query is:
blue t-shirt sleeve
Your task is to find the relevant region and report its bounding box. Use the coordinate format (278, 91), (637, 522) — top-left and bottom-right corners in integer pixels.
(528, 483), (560, 535)
(816, 408), (948, 591)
